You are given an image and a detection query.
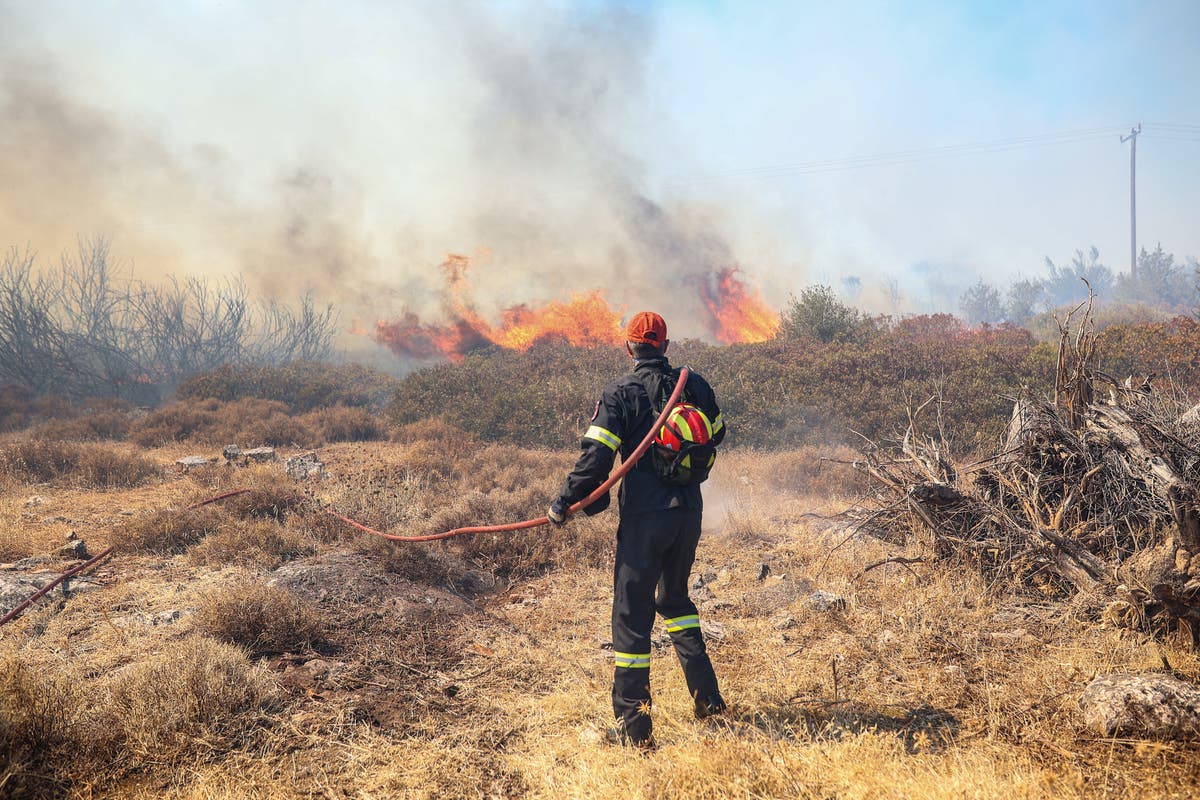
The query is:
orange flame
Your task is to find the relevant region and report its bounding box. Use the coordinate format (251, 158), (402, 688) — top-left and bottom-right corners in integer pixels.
(374, 255), (779, 360)
(699, 268), (781, 344)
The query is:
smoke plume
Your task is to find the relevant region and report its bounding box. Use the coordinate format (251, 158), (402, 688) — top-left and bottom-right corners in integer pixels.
(0, 2), (789, 355)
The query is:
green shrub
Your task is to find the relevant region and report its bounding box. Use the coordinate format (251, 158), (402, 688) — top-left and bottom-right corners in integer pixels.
(386, 322), (1059, 455)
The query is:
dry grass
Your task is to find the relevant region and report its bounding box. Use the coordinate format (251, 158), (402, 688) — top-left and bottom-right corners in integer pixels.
(3, 436), (1199, 798)
(0, 653), (86, 798)
(0, 637), (277, 798)
(105, 635), (278, 766)
(759, 444), (869, 497)
(115, 505), (227, 554)
(299, 404), (388, 443)
(34, 409), (132, 442)
(185, 465), (310, 521)
(0, 506), (42, 561)
(0, 438), (159, 488)
(189, 519), (316, 568)
(194, 576), (323, 656)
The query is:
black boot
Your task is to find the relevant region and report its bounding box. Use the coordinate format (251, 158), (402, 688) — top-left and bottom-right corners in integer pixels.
(693, 692), (727, 720)
(604, 719), (656, 749)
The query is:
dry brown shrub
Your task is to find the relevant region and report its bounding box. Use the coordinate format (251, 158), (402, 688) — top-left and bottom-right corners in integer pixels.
(0, 653), (87, 797)
(189, 519), (316, 568)
(302, 404), (388, 443)
(0, 501), (41, 561)
(34, 409), (131, 442)
(107, 636), (278, 762)
(0, 385), (37, 433)
(194, 577), (322, 655)
(354, 535), (455, 583)
(130, 397), (322, 448)
(392, 417), (481, 461)
(128, 397), (224, 446)
(0, 387), (76, 434)
(115, 505), (226, 554)
(236, 405), (320, 448)
(0, 439), (158, 488)
(218, 471), (309, 521)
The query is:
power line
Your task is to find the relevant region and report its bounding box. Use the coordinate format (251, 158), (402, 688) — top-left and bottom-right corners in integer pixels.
(1141, 134), (1200, 142)
(1143, 122), (1200, 131)
(668, 125), (1133, 184)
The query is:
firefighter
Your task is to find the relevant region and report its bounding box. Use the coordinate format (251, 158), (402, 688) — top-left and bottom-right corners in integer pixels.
(547, 311), (726, 748)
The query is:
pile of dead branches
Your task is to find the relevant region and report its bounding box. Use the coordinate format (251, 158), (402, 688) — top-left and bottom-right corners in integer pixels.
(851, 295), (1200, 644)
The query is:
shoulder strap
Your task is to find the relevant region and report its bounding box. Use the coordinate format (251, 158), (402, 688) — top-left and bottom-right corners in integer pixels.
(634, 367), (682, 415)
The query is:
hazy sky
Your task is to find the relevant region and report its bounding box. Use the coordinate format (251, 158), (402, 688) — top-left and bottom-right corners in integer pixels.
(1, 0), (1197, 328)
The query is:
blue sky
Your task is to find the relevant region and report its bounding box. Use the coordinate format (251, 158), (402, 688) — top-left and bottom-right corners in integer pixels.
(0, 0), (1196, 327)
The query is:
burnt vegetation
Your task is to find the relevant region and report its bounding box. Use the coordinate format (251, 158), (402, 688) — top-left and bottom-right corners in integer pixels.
(0, 240), (338, 405)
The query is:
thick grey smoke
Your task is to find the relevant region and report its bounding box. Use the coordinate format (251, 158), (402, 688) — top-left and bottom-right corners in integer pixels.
(0, 2), (784, 349)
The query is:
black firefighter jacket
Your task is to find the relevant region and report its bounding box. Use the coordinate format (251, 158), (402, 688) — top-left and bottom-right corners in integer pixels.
(556, 356), (725, 516)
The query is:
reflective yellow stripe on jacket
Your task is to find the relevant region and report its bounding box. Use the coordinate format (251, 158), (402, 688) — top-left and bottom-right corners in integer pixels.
(711, 413), (724, 436)
(613, 651), (651, 669)
(585, 425), (621, 452)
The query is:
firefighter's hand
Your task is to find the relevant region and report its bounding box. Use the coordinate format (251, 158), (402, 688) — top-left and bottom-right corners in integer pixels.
(547, 499), (569, 527)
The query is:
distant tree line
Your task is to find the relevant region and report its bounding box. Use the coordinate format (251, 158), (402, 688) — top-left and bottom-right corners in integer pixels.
(958, 243), (1199, 326)
(0, 240), (337, 403)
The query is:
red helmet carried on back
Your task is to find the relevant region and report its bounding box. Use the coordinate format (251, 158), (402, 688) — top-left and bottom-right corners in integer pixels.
(655, 402), (715, 469)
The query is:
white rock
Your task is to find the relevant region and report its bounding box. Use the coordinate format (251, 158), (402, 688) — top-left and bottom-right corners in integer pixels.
(809, 590), (847, 612)
(1080, 673), (1200, 739)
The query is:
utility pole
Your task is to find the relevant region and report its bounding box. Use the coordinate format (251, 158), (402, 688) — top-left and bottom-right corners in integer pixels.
(1121, 124), (1141, 278)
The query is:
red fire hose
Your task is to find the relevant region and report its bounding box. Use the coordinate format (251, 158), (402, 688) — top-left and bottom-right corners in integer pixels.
(1, 373), (689, 626)
(325, 367), (691, 542)
(0, 545), (115, 628)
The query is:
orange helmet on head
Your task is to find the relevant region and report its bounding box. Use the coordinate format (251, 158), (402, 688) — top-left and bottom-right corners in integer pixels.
(625, 311), (668, 349)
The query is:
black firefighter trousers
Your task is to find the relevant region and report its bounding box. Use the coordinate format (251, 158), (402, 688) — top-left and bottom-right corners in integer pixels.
(611, 507), (720, 743)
